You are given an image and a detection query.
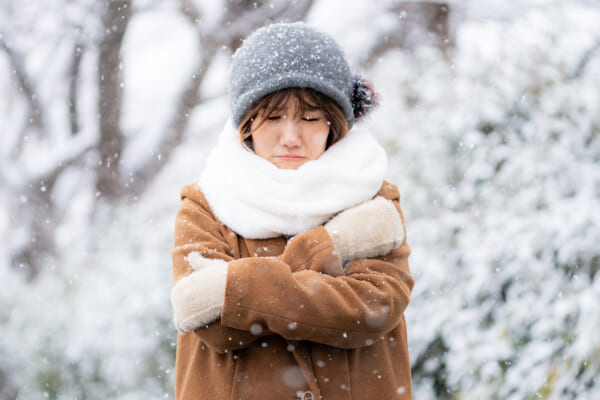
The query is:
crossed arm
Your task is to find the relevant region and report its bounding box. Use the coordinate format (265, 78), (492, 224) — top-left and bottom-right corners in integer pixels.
(170, 193), (413, 353)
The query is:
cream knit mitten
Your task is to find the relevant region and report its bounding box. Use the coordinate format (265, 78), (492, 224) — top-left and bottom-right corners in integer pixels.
(171, 256), (229, 334)
(324, 196), (405, 263)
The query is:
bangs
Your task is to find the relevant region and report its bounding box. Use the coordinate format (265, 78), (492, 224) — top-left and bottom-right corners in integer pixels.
(259, 89), (321, 120)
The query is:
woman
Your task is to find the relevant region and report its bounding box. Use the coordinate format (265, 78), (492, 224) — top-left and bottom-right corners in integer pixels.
(170, 22), (414, 400)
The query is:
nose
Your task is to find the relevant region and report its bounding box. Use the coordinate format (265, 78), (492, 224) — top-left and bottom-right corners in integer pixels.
(279, 119), (301, 148)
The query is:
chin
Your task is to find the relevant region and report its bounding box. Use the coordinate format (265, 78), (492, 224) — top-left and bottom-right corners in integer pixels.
(273, 160), (306, 170)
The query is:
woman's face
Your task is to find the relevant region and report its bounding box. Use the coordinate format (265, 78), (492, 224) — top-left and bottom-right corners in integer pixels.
(250, 99), (330, 169)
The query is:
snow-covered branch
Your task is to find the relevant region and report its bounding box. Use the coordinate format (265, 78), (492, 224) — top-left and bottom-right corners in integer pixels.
(0, 30), (46, 155)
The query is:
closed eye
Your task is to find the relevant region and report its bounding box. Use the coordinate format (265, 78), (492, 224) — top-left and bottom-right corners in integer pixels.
(267, 116), (281, 120)
(303, 117), (320, 122)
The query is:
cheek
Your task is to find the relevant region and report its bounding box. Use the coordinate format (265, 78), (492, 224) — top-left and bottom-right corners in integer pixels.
(310, 131), (328, 149)
(251, 129), (275, 155)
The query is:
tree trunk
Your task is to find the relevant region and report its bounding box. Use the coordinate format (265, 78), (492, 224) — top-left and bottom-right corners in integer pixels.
(96, 0), (132, 199)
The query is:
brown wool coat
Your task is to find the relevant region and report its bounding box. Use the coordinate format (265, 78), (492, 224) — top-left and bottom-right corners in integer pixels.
(172, 181), (415, 400)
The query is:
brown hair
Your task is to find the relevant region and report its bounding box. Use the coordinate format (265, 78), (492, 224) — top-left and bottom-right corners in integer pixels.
(238, 88), (349, 151)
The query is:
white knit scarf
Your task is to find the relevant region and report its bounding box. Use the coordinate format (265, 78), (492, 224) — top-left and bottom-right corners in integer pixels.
(198, 119), (388, 239)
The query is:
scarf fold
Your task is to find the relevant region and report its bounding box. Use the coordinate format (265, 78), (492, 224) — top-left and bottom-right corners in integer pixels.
(198, 119), (387, 239)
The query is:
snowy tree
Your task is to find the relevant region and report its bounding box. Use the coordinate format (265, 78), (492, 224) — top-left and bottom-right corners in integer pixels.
(2, 0), (599, 399)
(0, 0), (315, 280)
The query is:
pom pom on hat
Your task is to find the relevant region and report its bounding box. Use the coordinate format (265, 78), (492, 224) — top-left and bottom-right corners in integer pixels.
(352, 75), (380, 121)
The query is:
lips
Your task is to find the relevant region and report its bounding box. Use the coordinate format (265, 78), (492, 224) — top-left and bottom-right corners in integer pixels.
(277, 155), (305, 161)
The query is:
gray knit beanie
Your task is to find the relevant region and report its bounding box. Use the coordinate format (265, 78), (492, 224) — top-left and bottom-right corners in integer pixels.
(229, 22), (378, 129)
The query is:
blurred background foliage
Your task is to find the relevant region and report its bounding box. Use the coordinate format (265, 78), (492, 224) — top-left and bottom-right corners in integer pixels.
(0, 0), (599, 398)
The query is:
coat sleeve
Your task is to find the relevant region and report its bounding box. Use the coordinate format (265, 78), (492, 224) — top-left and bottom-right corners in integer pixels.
(172, 190), (344, 353)
(221, 200), (415, 349)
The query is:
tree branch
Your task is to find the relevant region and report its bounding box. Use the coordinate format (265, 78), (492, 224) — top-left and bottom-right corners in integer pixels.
(6, 138), (95, 280)
(0, 30), (46, 158)
(357, 2), (454, 69)
(570, 36), (600, 80)
(68, 38), (85, 136)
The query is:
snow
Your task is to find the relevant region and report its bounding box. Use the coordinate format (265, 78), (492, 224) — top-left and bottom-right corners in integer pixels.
(1, 0), (600, 399)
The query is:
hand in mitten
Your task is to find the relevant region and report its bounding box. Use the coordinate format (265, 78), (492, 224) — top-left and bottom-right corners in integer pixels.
(324, 196), (405, 263)
(171, 256), (228, 334)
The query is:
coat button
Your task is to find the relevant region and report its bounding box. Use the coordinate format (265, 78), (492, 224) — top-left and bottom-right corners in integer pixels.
(301, 391), (314, 400)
